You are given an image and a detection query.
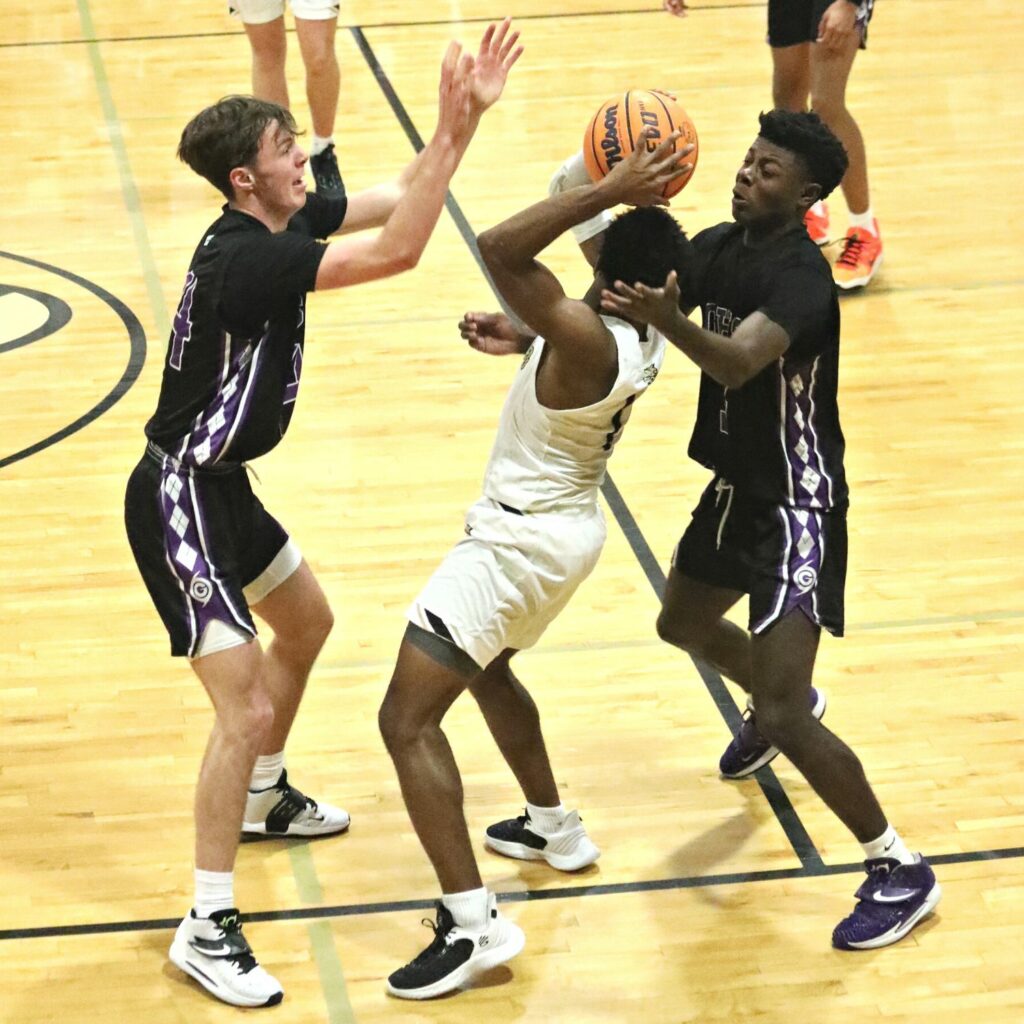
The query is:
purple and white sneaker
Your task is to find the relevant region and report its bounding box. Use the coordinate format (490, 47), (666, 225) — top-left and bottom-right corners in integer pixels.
(832, 855), (941, 950)
(719, 687), (827, 779)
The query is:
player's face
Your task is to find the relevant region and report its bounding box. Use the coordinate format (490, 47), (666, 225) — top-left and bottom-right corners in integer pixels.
(731, 138), (807, 228)
(251, 121), (308, 217)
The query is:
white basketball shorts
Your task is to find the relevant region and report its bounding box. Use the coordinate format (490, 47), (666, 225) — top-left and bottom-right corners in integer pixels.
(229, 0), (339, 25)
(407, 497), (607, 671)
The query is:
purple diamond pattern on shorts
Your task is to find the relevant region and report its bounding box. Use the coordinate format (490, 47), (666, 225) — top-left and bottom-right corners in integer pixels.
(157, 459), (254, 656)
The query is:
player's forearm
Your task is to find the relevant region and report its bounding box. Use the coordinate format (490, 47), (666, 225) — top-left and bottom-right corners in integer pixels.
(660, 312), (756, 389)
(477, 181), (616, 271)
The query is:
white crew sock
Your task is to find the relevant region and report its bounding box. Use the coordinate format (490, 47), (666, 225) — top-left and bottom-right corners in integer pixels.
(194, 868), (235, 918)
(848, 206), (877, 234)
(861, 824), (915, 866)
(441, 886), (490, 929)
(249, 751), (285, 792)
(526, 801), (568, 833)
(310, 134), (334, 156)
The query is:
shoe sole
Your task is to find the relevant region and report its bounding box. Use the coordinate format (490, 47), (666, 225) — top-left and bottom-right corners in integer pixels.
(835, 880), (943, 950)
(169, 940), (284, 1008)
(483, 834), (601, 872)
(385, 922), (526, 1000)
(721, 690), (828, 779)
(242, 816), (350, 838)
(835, 250), (884, 290)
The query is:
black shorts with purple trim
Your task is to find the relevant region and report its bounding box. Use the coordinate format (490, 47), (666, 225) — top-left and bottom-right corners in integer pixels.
(124, 443), (289, 657)
(768, 0), (875, 50)
(672, 477), (847, 637)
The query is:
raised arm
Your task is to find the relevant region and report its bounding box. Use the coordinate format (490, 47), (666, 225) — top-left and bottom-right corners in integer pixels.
(476, 132), (690, 346)
(315, 20), (522, 288)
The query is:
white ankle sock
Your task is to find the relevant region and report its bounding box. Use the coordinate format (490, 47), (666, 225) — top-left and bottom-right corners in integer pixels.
(848, 207), (877, 234)
(441, 886), (490, 929)
(526, 802), (567, 833)
(249, 752), (285, 792)
(194, 868), (235, 918)
(310, 135), (334, 156)
(861, 825), (915, 866)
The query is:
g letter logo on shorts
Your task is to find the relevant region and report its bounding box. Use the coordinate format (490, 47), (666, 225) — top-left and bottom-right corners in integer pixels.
(189, 577), (214, 604)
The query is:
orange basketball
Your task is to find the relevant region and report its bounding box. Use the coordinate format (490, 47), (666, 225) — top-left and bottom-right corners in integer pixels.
(583, 90), (698, 199)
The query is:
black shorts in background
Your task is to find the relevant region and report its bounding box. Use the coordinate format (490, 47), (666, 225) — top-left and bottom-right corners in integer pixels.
(768, 0), (875, 50)
(672, 477), (847, 637)
(124, 445), (289, 657)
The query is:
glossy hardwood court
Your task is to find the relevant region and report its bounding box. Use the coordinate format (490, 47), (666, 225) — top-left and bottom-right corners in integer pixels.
(2, 1), (1023, 1021)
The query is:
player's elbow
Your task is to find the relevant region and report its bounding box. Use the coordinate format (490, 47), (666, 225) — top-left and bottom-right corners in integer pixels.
(476, 228), (504, 271)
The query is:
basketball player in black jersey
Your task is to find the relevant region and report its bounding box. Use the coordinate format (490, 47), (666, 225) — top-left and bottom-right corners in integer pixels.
(602, 110), (940, 951)
(123, 21), (522, 1007)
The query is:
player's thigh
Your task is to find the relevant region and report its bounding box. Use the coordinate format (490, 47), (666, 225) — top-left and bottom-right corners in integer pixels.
(749, 607), (820, 706)
(248, 557), (332, 643)
(771, 44), (812, 110)
(808, 30), (860, 113)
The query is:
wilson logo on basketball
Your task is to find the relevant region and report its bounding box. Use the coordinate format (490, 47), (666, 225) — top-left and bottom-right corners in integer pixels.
(600, 103), (623, 168)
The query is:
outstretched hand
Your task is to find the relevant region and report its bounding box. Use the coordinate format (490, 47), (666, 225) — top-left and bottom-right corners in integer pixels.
(602, 131), (694, 207)
(436, 40), (476, 140)
(817, 0), (858, 51)
(601, 271), (682, 333)
(469, 18), (524, 114)
(459, 311), (530, 355)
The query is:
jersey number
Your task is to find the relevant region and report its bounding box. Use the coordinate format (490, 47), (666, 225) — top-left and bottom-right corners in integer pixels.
(603, 394), (636, 451)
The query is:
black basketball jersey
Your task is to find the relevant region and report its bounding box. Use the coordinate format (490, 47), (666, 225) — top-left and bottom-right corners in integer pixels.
(683, 221), (848, 509)
(144, 192), (347, 465)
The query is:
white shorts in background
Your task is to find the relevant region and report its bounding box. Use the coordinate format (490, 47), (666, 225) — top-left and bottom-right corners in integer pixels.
(229, 0), (339, 25)
(407, 497), (607, 671)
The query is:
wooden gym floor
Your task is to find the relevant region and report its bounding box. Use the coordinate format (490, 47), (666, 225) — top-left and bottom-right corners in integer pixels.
(1, 1), (1023, 1021)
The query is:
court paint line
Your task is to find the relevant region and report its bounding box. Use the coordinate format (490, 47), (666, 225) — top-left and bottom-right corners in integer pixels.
(353, 23), (826, 873)
(3, 843), (1021, 943)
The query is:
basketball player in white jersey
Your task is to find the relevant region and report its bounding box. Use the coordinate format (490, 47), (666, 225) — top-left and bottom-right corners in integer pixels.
(378, 133), (693, 1000)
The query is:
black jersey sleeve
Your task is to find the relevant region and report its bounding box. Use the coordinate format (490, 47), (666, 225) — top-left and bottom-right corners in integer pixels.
(219, 232), (328, 333)
(759, 262), (836, 360)
(290, 191), (348, 239)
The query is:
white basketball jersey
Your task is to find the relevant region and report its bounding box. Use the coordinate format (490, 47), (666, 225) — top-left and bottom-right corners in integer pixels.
(481, 315), (666, 513)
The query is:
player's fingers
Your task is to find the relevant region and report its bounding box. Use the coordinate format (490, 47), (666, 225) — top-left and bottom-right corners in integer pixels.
(504, 44), (524, 70)
(500, 31), (522, 63)
(479, 21), (496, 54)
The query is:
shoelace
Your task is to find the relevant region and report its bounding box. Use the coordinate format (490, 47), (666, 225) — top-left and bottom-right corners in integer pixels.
(837, 232), (867, 268)
(407, 912), (457, 966)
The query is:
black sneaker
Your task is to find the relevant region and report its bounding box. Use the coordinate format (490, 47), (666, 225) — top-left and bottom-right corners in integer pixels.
(309, 143), (345, 199)
(242, 768), (350, 837)
(386, 895), (525, 1000)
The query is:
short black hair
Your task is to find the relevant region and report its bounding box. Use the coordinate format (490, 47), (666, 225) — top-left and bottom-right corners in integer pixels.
(757, 109), (849, 200)
(596, 207), (691, 292)
(178, 95), (299, 200)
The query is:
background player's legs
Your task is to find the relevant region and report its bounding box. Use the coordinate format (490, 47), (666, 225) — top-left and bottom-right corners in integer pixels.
(243, 17), (290, 110)
(379, 636), (481, 893)
(656, 568), (749, 690)
(294, 15), (344, 197)
(749, 609), (885, 841)
(294, 16), (340, 141)
(771, 43), (812, 112)
(808, 35), (869, 217)
(469, 649), (559, 807)
(243, 558), (349, 836)
(249, 558), (333, 754)
(192, 641), (275, 869)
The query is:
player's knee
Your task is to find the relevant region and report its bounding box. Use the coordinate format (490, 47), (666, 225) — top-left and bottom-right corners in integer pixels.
(229, 687), (275, 746)
(809, 94), (846, 127)
(656, 608), (700, 652)
(377, 695), (415, 753)
(302, 49), (337, 79)
(754, 698), (809, 749)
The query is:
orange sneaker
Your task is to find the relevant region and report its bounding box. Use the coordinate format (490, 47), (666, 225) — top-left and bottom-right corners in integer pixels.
(833, 221), (883, 290)
(804, 202), (830, 246)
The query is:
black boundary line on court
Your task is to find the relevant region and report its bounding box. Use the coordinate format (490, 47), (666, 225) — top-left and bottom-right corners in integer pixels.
(3, 845), (1022, 942)
(0, 251), (147, 470)
(351, 24), (824, 872)
(1, 4), (760, 50)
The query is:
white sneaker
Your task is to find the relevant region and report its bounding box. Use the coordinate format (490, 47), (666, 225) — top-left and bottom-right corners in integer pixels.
(386, 893), (525, 1000)
(242, 769), (350, 837)
(168, 908), (283, 1008)
(484, 809), (600, 871)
